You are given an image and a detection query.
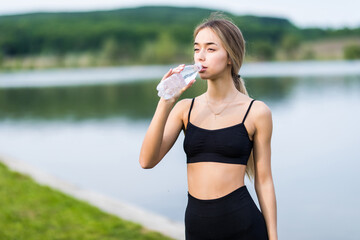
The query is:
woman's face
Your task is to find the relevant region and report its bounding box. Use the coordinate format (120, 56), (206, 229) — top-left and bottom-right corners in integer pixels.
(194, 27), (230, 80)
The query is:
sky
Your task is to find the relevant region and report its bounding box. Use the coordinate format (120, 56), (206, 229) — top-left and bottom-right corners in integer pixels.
(0, 0), (359, 29)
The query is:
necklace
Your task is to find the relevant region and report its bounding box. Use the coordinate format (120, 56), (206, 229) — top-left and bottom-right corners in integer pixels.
(205, 92), (238, 119)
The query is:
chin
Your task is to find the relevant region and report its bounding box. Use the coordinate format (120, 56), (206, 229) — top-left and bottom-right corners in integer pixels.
(199, 72), (209, 79)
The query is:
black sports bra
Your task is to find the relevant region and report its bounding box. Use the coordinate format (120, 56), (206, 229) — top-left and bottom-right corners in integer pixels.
(183, 98), (256, 165)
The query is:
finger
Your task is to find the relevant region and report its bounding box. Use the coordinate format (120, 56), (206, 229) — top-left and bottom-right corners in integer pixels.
(161, 68), (173, 81)
(188, 78), (196, 85)
(179, 79), (196, 95)
(172, 64), (185, 73)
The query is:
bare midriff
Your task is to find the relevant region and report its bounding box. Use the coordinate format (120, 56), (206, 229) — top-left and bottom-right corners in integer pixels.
(187, 162), (246, 200)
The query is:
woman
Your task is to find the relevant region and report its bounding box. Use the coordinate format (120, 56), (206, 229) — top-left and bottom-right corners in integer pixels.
(139, 14), (277, 240)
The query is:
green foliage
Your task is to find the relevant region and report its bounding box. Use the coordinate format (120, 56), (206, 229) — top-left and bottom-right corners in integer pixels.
(101, 37), (121, 62)
(301, 49), (316, 60)
(281, 34), (301, 59)
(0, 162), (173, 240)
(0, 7), (298, 62)
(141, 33), (178, 64)
(0, 6), (358, 67)
(247, 41), (276, 61)
(343, 44), (360, 59)
(235, 15), (297, 44)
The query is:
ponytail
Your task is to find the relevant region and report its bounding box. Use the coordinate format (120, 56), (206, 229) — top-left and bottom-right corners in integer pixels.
(233, 73), (255, 182)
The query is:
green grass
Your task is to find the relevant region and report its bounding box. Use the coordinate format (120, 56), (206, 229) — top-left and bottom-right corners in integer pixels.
(0, 162), (173, 240)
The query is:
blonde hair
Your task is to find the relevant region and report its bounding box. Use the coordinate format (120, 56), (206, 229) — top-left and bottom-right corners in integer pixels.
(193, 13), (255, 181)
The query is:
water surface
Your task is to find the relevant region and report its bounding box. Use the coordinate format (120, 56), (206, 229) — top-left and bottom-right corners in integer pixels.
(0, 61), (359, 239)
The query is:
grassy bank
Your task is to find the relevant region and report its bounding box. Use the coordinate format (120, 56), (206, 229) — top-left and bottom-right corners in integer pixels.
(0, 162), (173, 240)
(276, 36), (360, 61)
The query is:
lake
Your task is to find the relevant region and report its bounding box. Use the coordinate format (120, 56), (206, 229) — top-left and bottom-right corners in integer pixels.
(0, 60), (359, 240)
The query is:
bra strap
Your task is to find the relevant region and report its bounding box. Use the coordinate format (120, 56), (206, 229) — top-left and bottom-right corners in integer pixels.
(242, 99), (256, 123)
(188, 98), (195, 122)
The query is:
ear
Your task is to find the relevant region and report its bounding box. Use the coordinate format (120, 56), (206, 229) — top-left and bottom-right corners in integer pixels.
(227, 54), (232, 65)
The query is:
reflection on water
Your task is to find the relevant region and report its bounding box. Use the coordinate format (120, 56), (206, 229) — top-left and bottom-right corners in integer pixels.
(0, 71), (360, 240)
(0, 75), (342, 121)
(0, 81), (160, 120)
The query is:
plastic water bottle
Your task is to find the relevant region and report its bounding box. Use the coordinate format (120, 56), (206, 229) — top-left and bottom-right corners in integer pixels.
(157, 63), (202, 99)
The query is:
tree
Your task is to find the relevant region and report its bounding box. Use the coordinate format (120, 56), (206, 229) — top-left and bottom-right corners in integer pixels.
(140, 33), (177, 64)
(248, 41), (275, 61)
(101, 37), (121, 63)
(281, 34), (301, 59)
(343, 44), (360, 60)
(0, 51), (3, 67)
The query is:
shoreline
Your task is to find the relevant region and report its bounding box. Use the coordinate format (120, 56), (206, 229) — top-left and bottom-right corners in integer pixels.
(0, 154), (185, 240)
(1, 59), (360, 89)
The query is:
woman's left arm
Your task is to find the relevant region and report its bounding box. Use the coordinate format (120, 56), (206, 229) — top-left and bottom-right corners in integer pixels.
(253, 101), (278, 240)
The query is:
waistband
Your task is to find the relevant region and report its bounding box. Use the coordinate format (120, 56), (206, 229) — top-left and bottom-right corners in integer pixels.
(186, 185), (252, 217)
(187, 185), (248, 204)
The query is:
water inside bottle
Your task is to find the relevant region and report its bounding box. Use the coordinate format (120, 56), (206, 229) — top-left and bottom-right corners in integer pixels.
(156, 63), (202, 99)
(182, 63), (202, 84)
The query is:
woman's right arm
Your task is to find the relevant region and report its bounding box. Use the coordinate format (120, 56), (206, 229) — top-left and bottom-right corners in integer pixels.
(139, 66), (195, 169)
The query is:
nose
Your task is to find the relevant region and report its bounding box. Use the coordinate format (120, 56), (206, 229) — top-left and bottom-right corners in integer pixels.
(195, 48), (206, 62)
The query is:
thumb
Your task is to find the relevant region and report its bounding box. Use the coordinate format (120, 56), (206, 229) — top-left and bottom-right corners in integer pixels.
(179, 79), (196, 94)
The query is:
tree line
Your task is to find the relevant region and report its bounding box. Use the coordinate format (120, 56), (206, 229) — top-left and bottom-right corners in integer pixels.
(0, 6), (359, 67)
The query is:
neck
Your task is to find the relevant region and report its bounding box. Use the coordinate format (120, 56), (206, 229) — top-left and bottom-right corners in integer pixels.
(206, 74), (238, 103)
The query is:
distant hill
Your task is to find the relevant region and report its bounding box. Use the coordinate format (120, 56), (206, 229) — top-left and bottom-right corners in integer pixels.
(0, 6), (359, 69)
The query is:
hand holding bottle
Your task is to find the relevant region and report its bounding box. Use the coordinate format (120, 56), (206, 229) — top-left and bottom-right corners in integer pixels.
(157, 63), (201, 101)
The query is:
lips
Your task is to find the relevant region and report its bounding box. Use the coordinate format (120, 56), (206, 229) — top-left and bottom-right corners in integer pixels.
(199, 66), (207, 73)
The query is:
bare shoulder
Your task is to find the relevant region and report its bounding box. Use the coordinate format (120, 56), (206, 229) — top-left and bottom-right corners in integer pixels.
(252, 100), (273, 129)
(253, 100), (272, 117)
(172, 98), (193, 120)
(173, 98), (193, 111)
(175, 98), (193, 107)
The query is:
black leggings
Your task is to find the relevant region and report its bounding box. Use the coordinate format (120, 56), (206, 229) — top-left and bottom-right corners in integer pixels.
(185, 185), (269, 240)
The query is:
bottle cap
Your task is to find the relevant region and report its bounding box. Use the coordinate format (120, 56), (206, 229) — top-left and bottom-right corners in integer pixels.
(194, 62), (202, 71)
